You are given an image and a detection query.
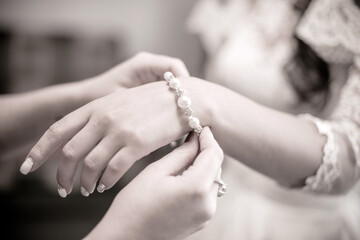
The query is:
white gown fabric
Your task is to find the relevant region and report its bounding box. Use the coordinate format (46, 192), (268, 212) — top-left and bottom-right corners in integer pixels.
(297, 0), (360, 193)
(186, 0), (360, 239)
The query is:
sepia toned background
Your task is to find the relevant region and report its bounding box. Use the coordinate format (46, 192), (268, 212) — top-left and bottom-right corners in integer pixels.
(0, 1), (203, 239)
(2, 0), (360, 240)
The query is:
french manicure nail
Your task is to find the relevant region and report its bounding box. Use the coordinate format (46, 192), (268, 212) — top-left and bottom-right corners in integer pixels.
(97, 183), (106, 193)
(58, 185), (67, 198)
(90, 183), (97, 194)
(20, 157), (34, 175)
(80, 186), (89, 197)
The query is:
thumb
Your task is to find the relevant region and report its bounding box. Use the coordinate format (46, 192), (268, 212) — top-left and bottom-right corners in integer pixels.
(185, 127), (224, 187)
(150, 132), (199, 176)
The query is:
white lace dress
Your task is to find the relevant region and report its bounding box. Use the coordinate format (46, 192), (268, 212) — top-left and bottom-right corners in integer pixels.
(297, 0), (360, 193)
(186, 0), (360, 239)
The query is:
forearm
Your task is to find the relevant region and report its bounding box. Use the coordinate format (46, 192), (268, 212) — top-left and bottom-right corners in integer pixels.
(0, 80), (95, 160)
(187, 78), (326, 186)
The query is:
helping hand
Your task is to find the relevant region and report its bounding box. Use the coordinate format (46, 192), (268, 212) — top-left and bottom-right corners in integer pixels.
(85, 127), (224, 240)
(83, 52), (189, 100)
(21, 78), (205, 196)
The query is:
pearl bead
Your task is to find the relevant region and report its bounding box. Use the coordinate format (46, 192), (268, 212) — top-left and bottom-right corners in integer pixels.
(164, 72), (174, 81)
(169, 78), (180, 89)
(188, 116), (200, 129)
(177, 96), (191, 109)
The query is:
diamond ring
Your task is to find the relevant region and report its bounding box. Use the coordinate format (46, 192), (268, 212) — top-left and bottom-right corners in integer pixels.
(214, 178), (227, 197)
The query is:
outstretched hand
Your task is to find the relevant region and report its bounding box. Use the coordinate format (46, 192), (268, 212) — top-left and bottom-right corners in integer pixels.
(21, 79), (197, 197)
(19, 52), (192, 197)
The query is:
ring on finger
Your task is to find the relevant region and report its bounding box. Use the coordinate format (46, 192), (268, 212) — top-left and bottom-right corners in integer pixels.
(214, 178), (227, 197)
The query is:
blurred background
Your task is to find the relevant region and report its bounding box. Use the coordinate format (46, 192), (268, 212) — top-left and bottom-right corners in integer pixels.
(0, 1), (202, 239)
(0, 0), (203, 94)
(2, 0), (360, 240)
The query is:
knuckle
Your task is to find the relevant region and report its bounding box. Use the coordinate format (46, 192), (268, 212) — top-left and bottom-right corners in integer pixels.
(190, 182), (208, 199)
(47, 122), (63, 140)
(198, 200), (216, 221)
(62, 146), (76, 161)
(131, 132), (144, 146)
(107, 161), (122, 173)
(120, 126), (144, 146)
(95, 111), (116, 126)
(83, 157), (99, 171)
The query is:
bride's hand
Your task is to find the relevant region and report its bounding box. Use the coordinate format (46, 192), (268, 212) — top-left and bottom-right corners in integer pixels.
(85, 128), (224, 240)
(83, 52), (189, 100)
(21, 77), (210, 197)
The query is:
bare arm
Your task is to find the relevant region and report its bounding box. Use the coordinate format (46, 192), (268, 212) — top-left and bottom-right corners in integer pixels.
(24, 74), (357, 196)
(0, 81), (92, 162)
(1, 52), (189, 162)
(185, 77), (357, 193)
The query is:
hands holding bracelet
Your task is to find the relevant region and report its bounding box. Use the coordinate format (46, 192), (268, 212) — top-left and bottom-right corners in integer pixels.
(20, 76), (212, 197)
(15, 54), (226, 239)
(85, 128), (224, 240)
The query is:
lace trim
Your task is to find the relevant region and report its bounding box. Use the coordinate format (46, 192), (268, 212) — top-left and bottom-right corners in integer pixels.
(332, 68), (360, 166)
(300, 114), (340, 193)
(334, 121), (360, 168)
(296, 0), (360, 64)
(332, 69), (360, 123)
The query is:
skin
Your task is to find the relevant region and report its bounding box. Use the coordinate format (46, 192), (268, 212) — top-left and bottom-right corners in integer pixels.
(23, 76), (357, 195)
(0, 52), (189, 162)
(85, 128), (224, 240)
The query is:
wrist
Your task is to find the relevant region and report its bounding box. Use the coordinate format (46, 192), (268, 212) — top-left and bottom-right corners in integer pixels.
(180, 77), (217, 128)
(32, 81), (92, 118)
(79, 69), (128, 103)
(77, 76), (112, 102)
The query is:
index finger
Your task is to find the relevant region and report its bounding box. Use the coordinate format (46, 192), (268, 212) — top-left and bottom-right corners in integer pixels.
(20, 104), (90, 175)
(186, 127), (224, 185)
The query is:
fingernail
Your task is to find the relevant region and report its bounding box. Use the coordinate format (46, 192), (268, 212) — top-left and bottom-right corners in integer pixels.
(90, 183), (96, 194)
(20, 157), (34, 175)
(97, 183), (106, 193)
(57, 185), (67, 198)
(80, 186), (89, 197)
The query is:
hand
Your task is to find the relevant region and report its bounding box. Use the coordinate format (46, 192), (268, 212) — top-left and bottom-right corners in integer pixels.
(85, 128), (224, 240)
(83, 52), (189, 100)
(21, 77), (211, 197)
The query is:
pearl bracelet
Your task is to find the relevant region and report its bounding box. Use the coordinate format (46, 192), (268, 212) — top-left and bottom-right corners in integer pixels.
(164, 72), (203, 136)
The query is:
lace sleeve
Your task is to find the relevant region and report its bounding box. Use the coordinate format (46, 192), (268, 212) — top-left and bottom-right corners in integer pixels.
(296, 0), (360, 64)
(300, 114), (340, 193)
(332, 68), (360, 166)
(293, 0), (360, 194)
(300, 68), (360, 193)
